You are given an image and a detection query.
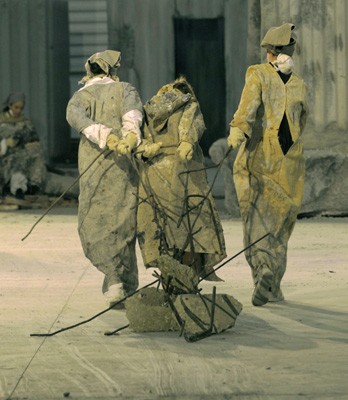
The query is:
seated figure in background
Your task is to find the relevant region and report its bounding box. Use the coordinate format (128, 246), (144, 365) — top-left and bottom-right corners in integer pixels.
(0, 92), (46, 199)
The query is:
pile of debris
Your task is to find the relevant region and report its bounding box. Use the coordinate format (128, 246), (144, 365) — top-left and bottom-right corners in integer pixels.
(124, 255), (242, 342)
(0, 194), (78, 211)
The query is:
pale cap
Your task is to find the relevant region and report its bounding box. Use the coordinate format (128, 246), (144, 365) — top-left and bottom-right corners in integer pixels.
(3, 92), (25, 110)
(80, 50), (121, 84)
(261, 23), (296, 56)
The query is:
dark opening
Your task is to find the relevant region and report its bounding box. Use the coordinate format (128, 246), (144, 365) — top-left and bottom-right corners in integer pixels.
(174, 17), (226, 156)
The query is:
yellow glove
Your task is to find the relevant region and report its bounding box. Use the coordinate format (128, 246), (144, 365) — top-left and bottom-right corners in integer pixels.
(106, 133), (119, 151)
(6, 137), (19, 148)
(143, 142), (162, 158)
(177, 141), (194, 161)
(116, 132), (138, 156)
(25, 141), (40, 149)
(227, 126), (246, 149)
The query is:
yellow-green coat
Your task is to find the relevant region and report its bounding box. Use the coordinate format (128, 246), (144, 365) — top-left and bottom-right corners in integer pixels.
(137, 88), (226, 280)
(231, 63), (309, 292)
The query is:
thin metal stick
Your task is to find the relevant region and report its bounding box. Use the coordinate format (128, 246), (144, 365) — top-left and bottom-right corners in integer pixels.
(30, 278), (159, 337)
(104, 324), (130, 336)
(199, 232), (270, 282)
(21, 148), (112, 241)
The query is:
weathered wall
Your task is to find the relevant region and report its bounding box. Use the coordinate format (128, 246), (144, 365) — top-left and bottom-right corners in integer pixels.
(211, 0), (348, 216)
(0, 0), (70, 163)
(250, 0), (348, 152)
(107, 0), (248, 129)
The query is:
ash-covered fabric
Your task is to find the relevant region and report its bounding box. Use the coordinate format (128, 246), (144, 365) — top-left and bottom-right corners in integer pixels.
(0, 113), (46, 194)
(66, 79), (143, 295)
(137, 83), (226, 281)
(231, 62), (309, 295)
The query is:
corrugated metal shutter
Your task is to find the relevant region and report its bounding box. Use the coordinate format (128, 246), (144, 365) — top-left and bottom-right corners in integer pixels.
(67, 0), (109, 138)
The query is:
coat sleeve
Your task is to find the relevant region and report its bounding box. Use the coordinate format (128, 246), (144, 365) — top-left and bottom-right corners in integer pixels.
(66, 91), (95, 133)
(230, 66), (262, 137)
(121, 83), (144, 142)
(178, 100), (206, 145)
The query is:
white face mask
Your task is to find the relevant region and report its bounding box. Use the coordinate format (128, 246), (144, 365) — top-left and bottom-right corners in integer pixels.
(273, 54), (294, 74)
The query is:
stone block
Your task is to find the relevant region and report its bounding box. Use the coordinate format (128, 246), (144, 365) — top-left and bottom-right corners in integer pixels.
(300, 150), (348, 216)
(156, 255), (199, 294)
(174, 293), (243, 334)
(125, 288), (179, 332)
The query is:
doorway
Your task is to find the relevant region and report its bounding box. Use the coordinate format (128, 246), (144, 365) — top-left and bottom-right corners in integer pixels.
(174, 17), (226, 156)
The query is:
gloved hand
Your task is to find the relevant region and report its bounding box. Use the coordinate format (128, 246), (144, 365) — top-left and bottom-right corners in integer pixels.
(25, 141), (40, 149)
(106, 133), (119, 151)
(143, 142), (162, 158)
(227, 126), (246, 149)
(177, 141), (194, 161)
(6, 137), (19, 147)
(116, 132), (138, 156)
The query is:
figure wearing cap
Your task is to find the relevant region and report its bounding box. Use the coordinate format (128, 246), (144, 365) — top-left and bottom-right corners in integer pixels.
(227, 23), (309, 306)
(66, 50), (144, 307)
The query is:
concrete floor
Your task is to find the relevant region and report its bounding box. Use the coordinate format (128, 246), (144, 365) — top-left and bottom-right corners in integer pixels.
(1, 207), (347, 400)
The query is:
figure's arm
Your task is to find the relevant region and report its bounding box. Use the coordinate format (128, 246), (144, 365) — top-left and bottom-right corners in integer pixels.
(66, 92), (94, 133)
(228, 66), (262, 149)
(121, 83), (143, 142)
(179, 101), (204, 144)
(230, 66), (262, 137)
(115, 83), (144, 155)
(20, 120), (40, 144)
(66, 92), (112, 149)
(177, 100), (204, 161)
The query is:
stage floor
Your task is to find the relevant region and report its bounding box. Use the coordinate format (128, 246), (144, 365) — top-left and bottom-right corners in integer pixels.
(1, 208), (347, 400)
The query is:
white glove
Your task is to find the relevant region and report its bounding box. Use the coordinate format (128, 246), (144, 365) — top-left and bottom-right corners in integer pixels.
(227, 126), (246, 149)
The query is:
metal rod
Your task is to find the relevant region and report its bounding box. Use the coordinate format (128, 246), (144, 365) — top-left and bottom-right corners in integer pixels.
(104, 324), (130, 336)
(30, 279), (159, 337)
(199, 233), (270, 282)
(22, 148), (112, 241)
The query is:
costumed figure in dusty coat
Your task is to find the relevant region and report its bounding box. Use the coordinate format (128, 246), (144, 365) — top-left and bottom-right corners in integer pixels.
(228, 23), (309, 306)
(137, 77), (226, 281)
(0, 92), (46, 199)
(66, 50), (143, 306)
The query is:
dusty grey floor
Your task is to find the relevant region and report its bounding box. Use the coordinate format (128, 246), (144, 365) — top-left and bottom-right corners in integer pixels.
(1, 207), (347, 400)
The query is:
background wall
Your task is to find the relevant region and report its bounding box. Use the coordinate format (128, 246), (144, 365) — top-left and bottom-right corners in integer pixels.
(211, 0), (348, 216)
(1, 0), (347, 169)
(248, 0), (348, 152)
(0, 0), (70, 164)
(107, 0), (248, 155)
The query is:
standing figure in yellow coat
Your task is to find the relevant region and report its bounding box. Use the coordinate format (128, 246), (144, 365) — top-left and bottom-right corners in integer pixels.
(228, 23), (309, 306)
